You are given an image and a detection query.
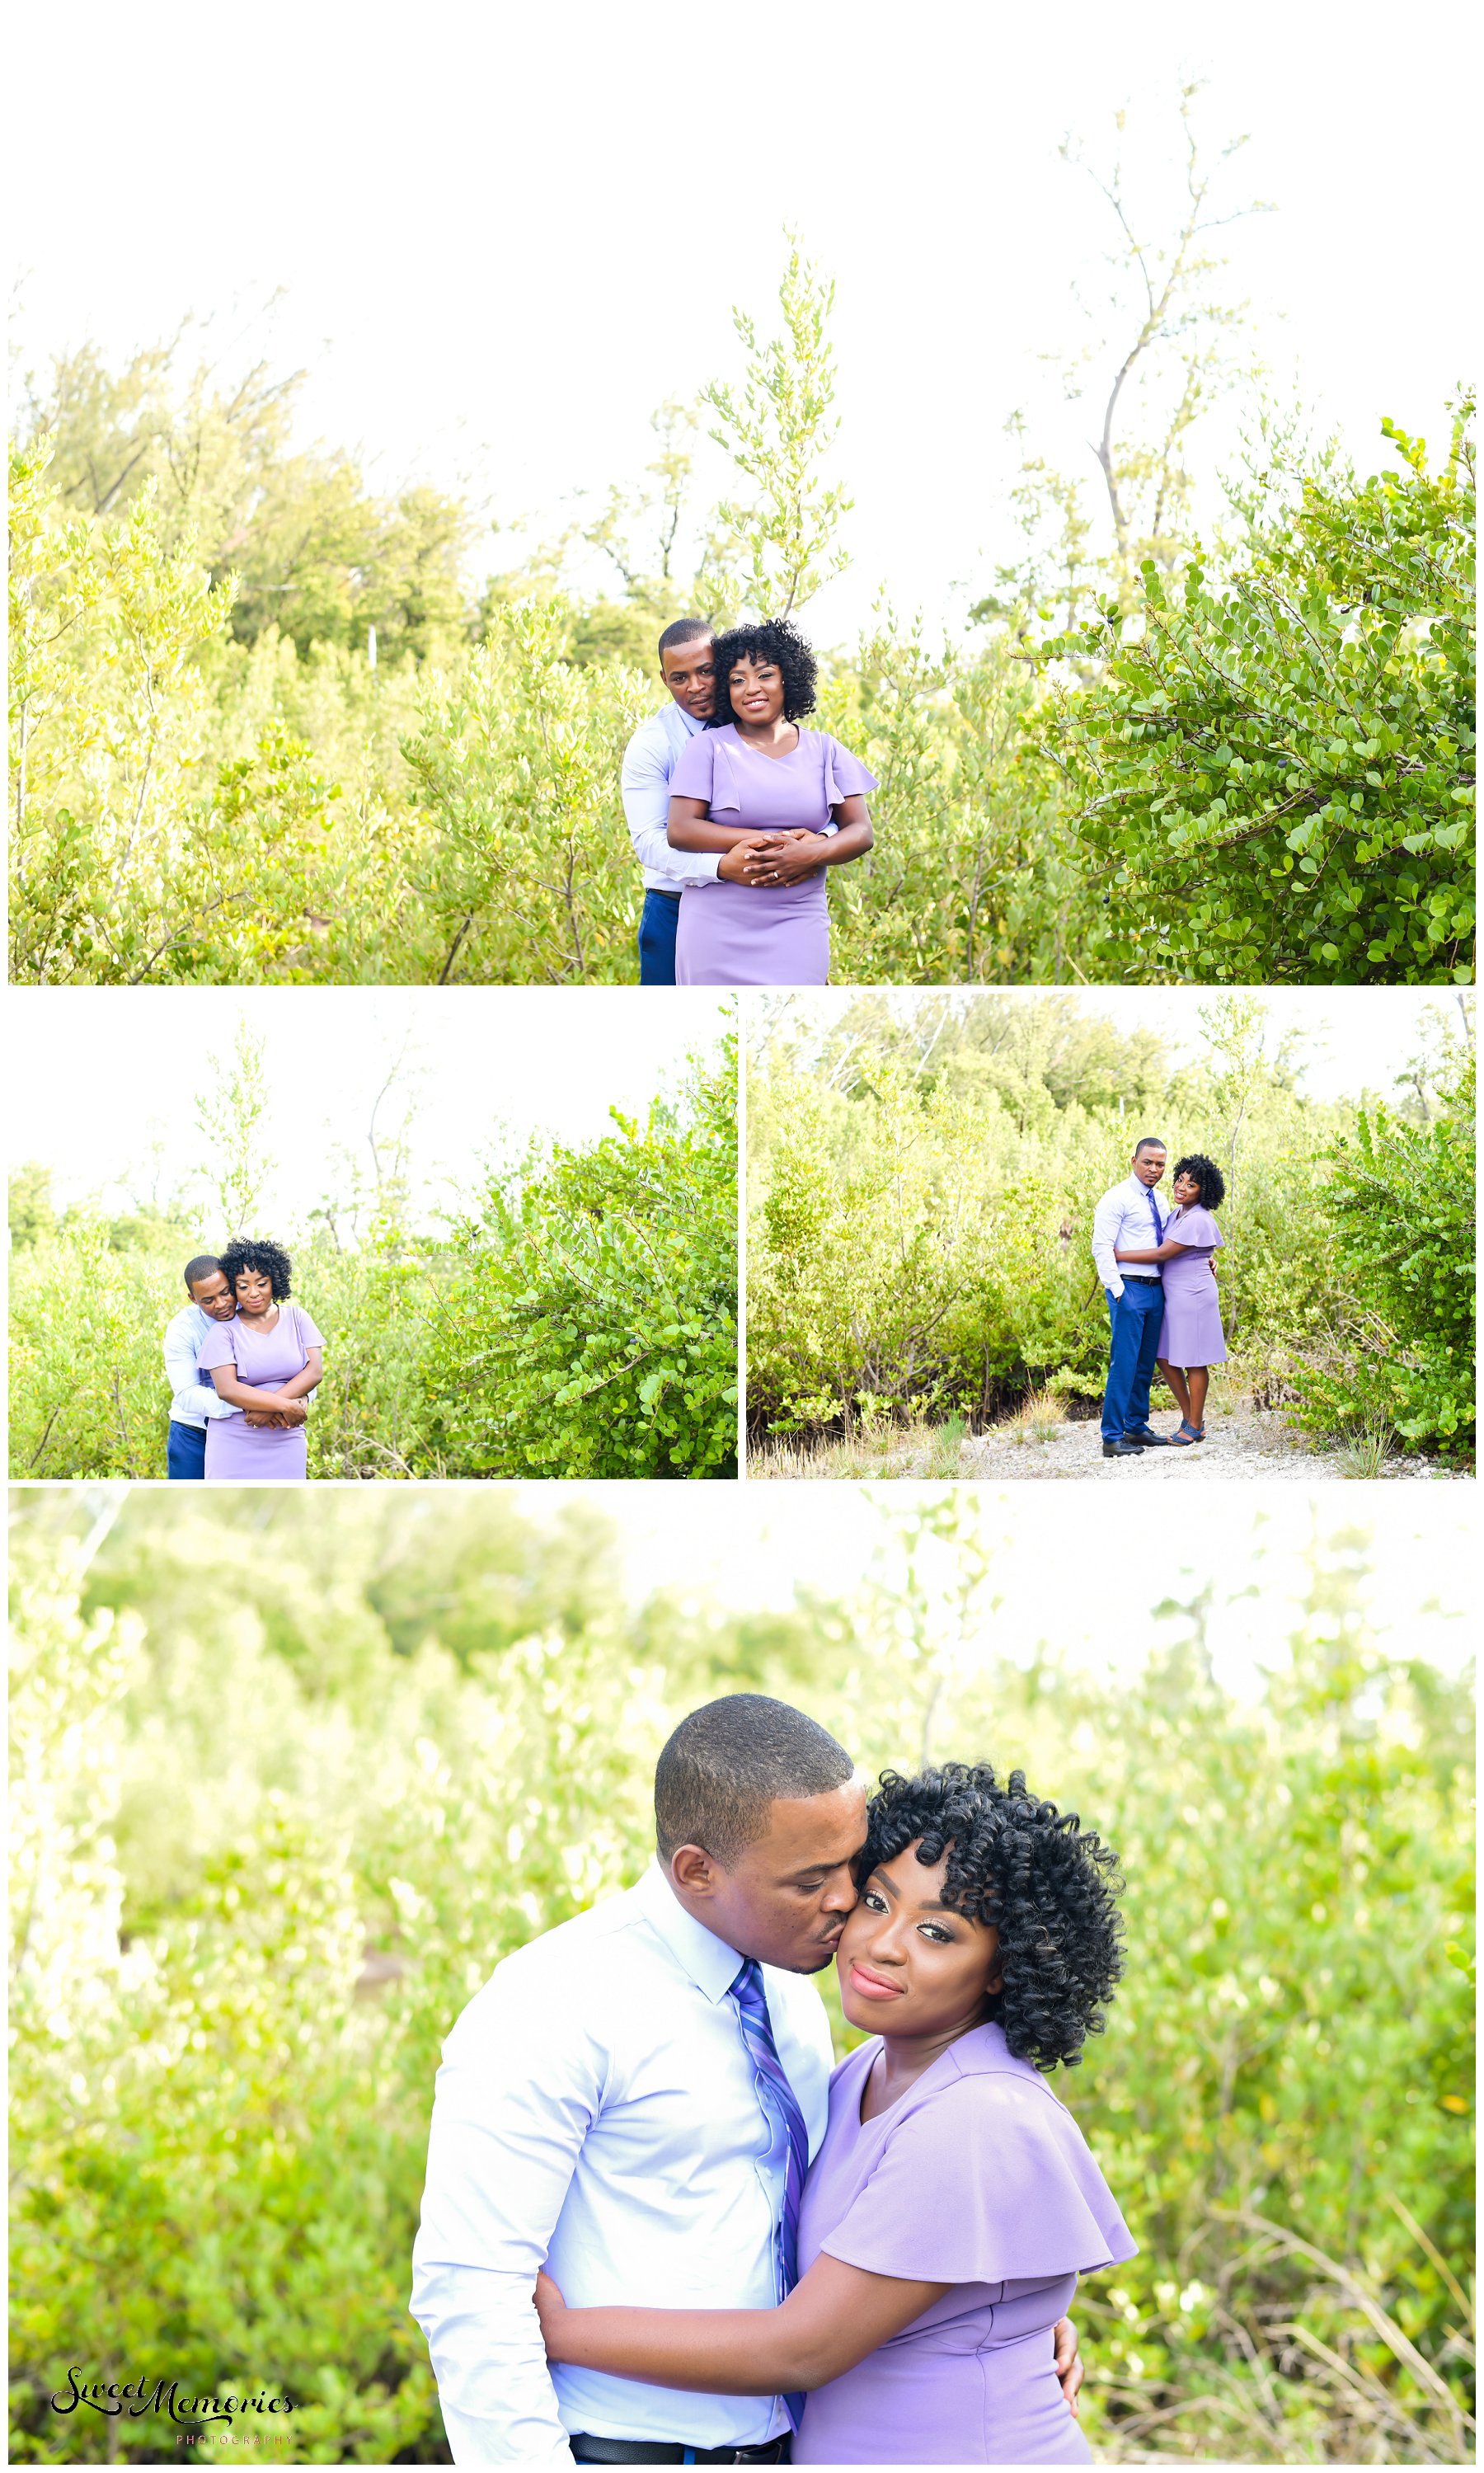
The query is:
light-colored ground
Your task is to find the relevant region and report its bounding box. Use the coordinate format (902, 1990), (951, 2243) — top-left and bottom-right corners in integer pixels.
(750, 1393), (1464, 1482)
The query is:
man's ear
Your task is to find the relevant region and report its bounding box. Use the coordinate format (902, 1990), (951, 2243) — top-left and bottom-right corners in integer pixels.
(669, 1843), (720, 1898)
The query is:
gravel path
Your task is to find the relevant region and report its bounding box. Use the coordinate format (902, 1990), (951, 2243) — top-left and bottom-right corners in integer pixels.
(960, 1394), (1455, 1482)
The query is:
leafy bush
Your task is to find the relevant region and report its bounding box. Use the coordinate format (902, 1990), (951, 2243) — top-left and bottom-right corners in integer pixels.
(413, 1037), (739, 1477)
(8, 440), (426, 988)
(1283, 1051), (1475, 1455)
(7, 1492), (1473, 2462)
(402, 604), (650, 985)
(749, 1065), (1108, 1432)
(1042, 407), (1476, 984)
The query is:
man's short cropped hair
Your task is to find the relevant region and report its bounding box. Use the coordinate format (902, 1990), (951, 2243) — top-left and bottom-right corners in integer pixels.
(1133, 1136), (1167, 1159)
(655, 1694), (855, 1868)
(183, 1254), (222, 1291)
(657, 617), (715, 660)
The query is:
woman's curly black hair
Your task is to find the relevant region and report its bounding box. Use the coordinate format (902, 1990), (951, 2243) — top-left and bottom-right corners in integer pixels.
(1172, 1153), (1226, 1209)
(860, 1762), (1125, 2072)
(218, 1237), (294, 1301)
(707, 618), (818, 727)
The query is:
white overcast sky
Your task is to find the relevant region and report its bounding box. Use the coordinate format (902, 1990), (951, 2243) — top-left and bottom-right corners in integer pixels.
(488, 1483), (1476, 1689)
(757, 989), (1471, 1105)
(8, 0), (1477, 641)
(7, 989), (730, 1226)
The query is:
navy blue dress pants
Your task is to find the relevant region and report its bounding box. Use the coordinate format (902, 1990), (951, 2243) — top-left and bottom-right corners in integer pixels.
(638, 890), (681, 985)
(167, 1421), (208, 1479)
(1101, 1281), (1165, 1441)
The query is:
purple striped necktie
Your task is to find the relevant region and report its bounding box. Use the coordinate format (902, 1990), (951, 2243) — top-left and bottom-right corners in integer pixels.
(1146, 1184), (1165, 1244)
(730, 1958), (810, 2432)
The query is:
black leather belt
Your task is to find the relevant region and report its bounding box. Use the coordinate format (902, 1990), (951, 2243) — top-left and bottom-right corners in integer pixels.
(569, 2439), (790, 2466)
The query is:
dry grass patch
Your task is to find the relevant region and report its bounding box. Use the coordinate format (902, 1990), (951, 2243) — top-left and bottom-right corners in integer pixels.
(1004, 1389), (1072, 1446)
(750, 1416), (974, 1481)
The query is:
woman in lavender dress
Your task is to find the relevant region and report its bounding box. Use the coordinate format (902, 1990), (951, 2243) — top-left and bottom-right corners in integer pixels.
(196, 1238), (325, 1482)
(536, 1764), (1133, 2464)
(1114, 1153), (1228, 1446)
(667, 619), (876, 985)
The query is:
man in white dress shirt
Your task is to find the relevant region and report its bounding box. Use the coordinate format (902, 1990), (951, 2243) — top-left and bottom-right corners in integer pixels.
(1091, 1138), (1174, 1460)
(411, 1696), (1082, 2463)
(411, 1697), (854, 2464)
(621, 621), (780, 985)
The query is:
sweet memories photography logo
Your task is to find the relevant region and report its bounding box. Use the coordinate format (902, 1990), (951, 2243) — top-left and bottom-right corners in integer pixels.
(51, 2368), (297, 2430)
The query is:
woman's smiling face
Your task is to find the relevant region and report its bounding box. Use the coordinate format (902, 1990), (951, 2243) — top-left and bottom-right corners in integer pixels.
(1172, 1170), (1201, 1207)
(729, 656), (786, 726)
(836, 1840), (1003, 2041)
(233, 1266), (276, 1317)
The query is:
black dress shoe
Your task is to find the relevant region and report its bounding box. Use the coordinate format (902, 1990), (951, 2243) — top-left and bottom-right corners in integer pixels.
(1102, 1438), (1144, 1457)
(1124, 1427), (1171, 1446)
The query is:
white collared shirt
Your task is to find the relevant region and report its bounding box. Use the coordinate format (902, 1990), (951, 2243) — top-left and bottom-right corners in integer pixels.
(1092, 1174), (1172, 1298)
(410, 1860), (834, 2465)
(162, 1302), (237, 1427)
(619, 700), (723, 892)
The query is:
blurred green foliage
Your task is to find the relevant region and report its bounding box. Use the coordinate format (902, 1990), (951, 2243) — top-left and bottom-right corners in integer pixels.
(7, 1041), (737, 1480)
(745, 993), (1475, 1460)
(8, 1490), (1473, 2461)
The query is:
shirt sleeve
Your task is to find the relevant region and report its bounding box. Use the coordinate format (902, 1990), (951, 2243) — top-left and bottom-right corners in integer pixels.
(179, 1379), (237, 1420)
(1091, 1190), (1124, 1296)
(410, 1969), (606, 2465)
(164, 1320), (235, 1420)
(820, 2073), (1137, 2288)
(620, 722), (721, 887)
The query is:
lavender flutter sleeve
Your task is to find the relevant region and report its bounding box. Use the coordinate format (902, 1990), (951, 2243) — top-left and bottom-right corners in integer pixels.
(819, 2074), (1136, 2287)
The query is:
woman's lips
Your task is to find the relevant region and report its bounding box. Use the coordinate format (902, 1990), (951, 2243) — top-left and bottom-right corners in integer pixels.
(848, 1960), (904, 1999)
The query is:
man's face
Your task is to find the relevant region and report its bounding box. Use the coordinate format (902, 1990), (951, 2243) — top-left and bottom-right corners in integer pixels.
(1133, 1146), (1167, 1188)
(676, 1780), (868, 1974)
(660, 635), (716, 722)
(188, 1270), (237, 1321)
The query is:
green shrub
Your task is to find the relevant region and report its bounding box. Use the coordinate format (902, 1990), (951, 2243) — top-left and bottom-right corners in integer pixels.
(1284, 1053), (1476, 1455)
(1040, 407), (1476, 984)
(414, 1041), (739, 1477)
